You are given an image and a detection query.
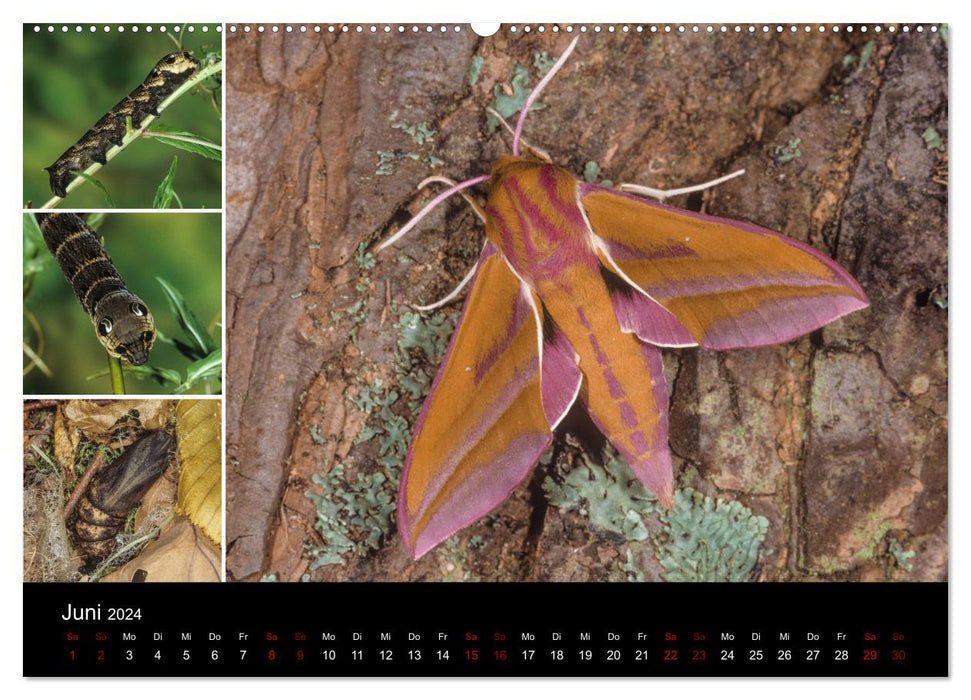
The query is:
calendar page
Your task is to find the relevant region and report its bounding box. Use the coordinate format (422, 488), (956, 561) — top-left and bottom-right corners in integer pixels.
(21, 20), (948, 678)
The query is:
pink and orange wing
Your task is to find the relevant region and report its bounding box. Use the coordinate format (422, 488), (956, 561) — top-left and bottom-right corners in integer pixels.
(398, 243), (581, 558)
(580, 184), (869, 350)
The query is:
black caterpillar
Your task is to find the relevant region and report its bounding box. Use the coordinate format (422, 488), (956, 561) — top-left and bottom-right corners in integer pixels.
(73, 430), (175, 563)
(37, 213), (156, 365)
(45, 51), (201, 198)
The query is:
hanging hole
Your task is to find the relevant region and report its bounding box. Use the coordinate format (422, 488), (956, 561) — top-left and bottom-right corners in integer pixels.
(471, 23), (501, 37)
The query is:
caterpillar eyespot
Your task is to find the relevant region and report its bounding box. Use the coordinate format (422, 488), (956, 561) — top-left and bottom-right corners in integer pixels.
(36, 213), (156, 366)
(44, 51), (201, 198)
(72, 430), (175, 564)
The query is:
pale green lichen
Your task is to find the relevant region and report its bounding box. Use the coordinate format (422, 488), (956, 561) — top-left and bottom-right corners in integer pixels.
(468, 55), (485, 86)
(843, 40), (875, 84)
(654, 488), (768, 582)
(375, 149), (399, 176)
(329, 298), (368, 327)
(620, 548), (647, 582)
(397, 311), (454, 363)
(355, 241), (376, 271)
(533, 51), (555, 75)
(390, 110), (437, 146)
(488, 65), (545, 130)
(921, 127), (944, 151)
(305, 463), (398, 568)
(887, 535), (916, 572)
(543, 448), (657, 541)
(375, 150), (423, 177)
(774, 137), (802, 164)
(395, 311), (456, 414)
(583, 161), (602, 183)
(306, 310), (457, 568)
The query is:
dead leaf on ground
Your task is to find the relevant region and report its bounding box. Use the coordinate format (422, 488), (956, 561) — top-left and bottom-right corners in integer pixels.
(62, 399), (172, 434)
(52, 407), (77, 480)
(101, 516), (220, 582)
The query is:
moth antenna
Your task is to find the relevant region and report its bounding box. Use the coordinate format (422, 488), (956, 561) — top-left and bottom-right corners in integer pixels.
(417, 176), (487, 222)
(377, 174), (491, 252)
(512, 36), (580, 157)
(619, 169), (746, 201)
(412, 257), (481, 312)
(486, 108), (552, 163)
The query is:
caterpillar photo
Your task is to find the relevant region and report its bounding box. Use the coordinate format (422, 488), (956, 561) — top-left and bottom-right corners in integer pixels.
(44, 51), (200, 198)
(36, 213), (156, 366)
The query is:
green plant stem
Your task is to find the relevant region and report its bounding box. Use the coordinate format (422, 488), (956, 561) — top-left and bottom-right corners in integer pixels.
(40, 59), (223, 208)
(107, 354), (126, 395)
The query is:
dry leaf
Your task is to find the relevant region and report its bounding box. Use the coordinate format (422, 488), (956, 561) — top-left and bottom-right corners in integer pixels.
(176, 400), (221, 545)
(52, 407), (77, 480)
(62, 399), (172, 434)
(101, 516), (220, 582)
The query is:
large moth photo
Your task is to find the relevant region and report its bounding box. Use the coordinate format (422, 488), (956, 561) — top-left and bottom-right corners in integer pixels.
(225, 26), (946, 583)
(379, 37), (870, 558)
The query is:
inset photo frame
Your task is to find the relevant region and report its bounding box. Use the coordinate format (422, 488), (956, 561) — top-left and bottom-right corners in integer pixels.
(23, 24), (222, 209)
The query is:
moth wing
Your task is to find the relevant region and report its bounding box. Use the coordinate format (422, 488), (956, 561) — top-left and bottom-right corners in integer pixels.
(399, 243), (581, 558)
(580, 184), (869, 350)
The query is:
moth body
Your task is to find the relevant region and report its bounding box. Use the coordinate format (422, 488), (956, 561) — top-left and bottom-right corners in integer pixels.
(485, 156), (675, 505)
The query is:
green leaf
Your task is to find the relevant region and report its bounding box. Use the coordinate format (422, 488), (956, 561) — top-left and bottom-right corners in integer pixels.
(23, 213), (43, 260)
(23, 212), (42, 244)
(145, 124), (222, 162)
(23, 214), (49, 296)
(156, 277), (217, 358)
(176, 348), (223, 393)
(72, 172), (116, 207)
(85, 212), (107, 231)
(153, 156), (179, 209)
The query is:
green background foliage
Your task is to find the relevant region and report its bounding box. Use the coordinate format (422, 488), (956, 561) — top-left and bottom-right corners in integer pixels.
(23, 24), (221, 208)
(24, 212), (221, 394)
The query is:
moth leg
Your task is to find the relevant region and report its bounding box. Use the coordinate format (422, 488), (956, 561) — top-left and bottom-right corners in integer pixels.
(417, 176), (487, 222)
(376, 174), (490, 252)
(395, 179), (486, 311)
(619, 168), (745, 201)
(412, 256), (480, 312)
